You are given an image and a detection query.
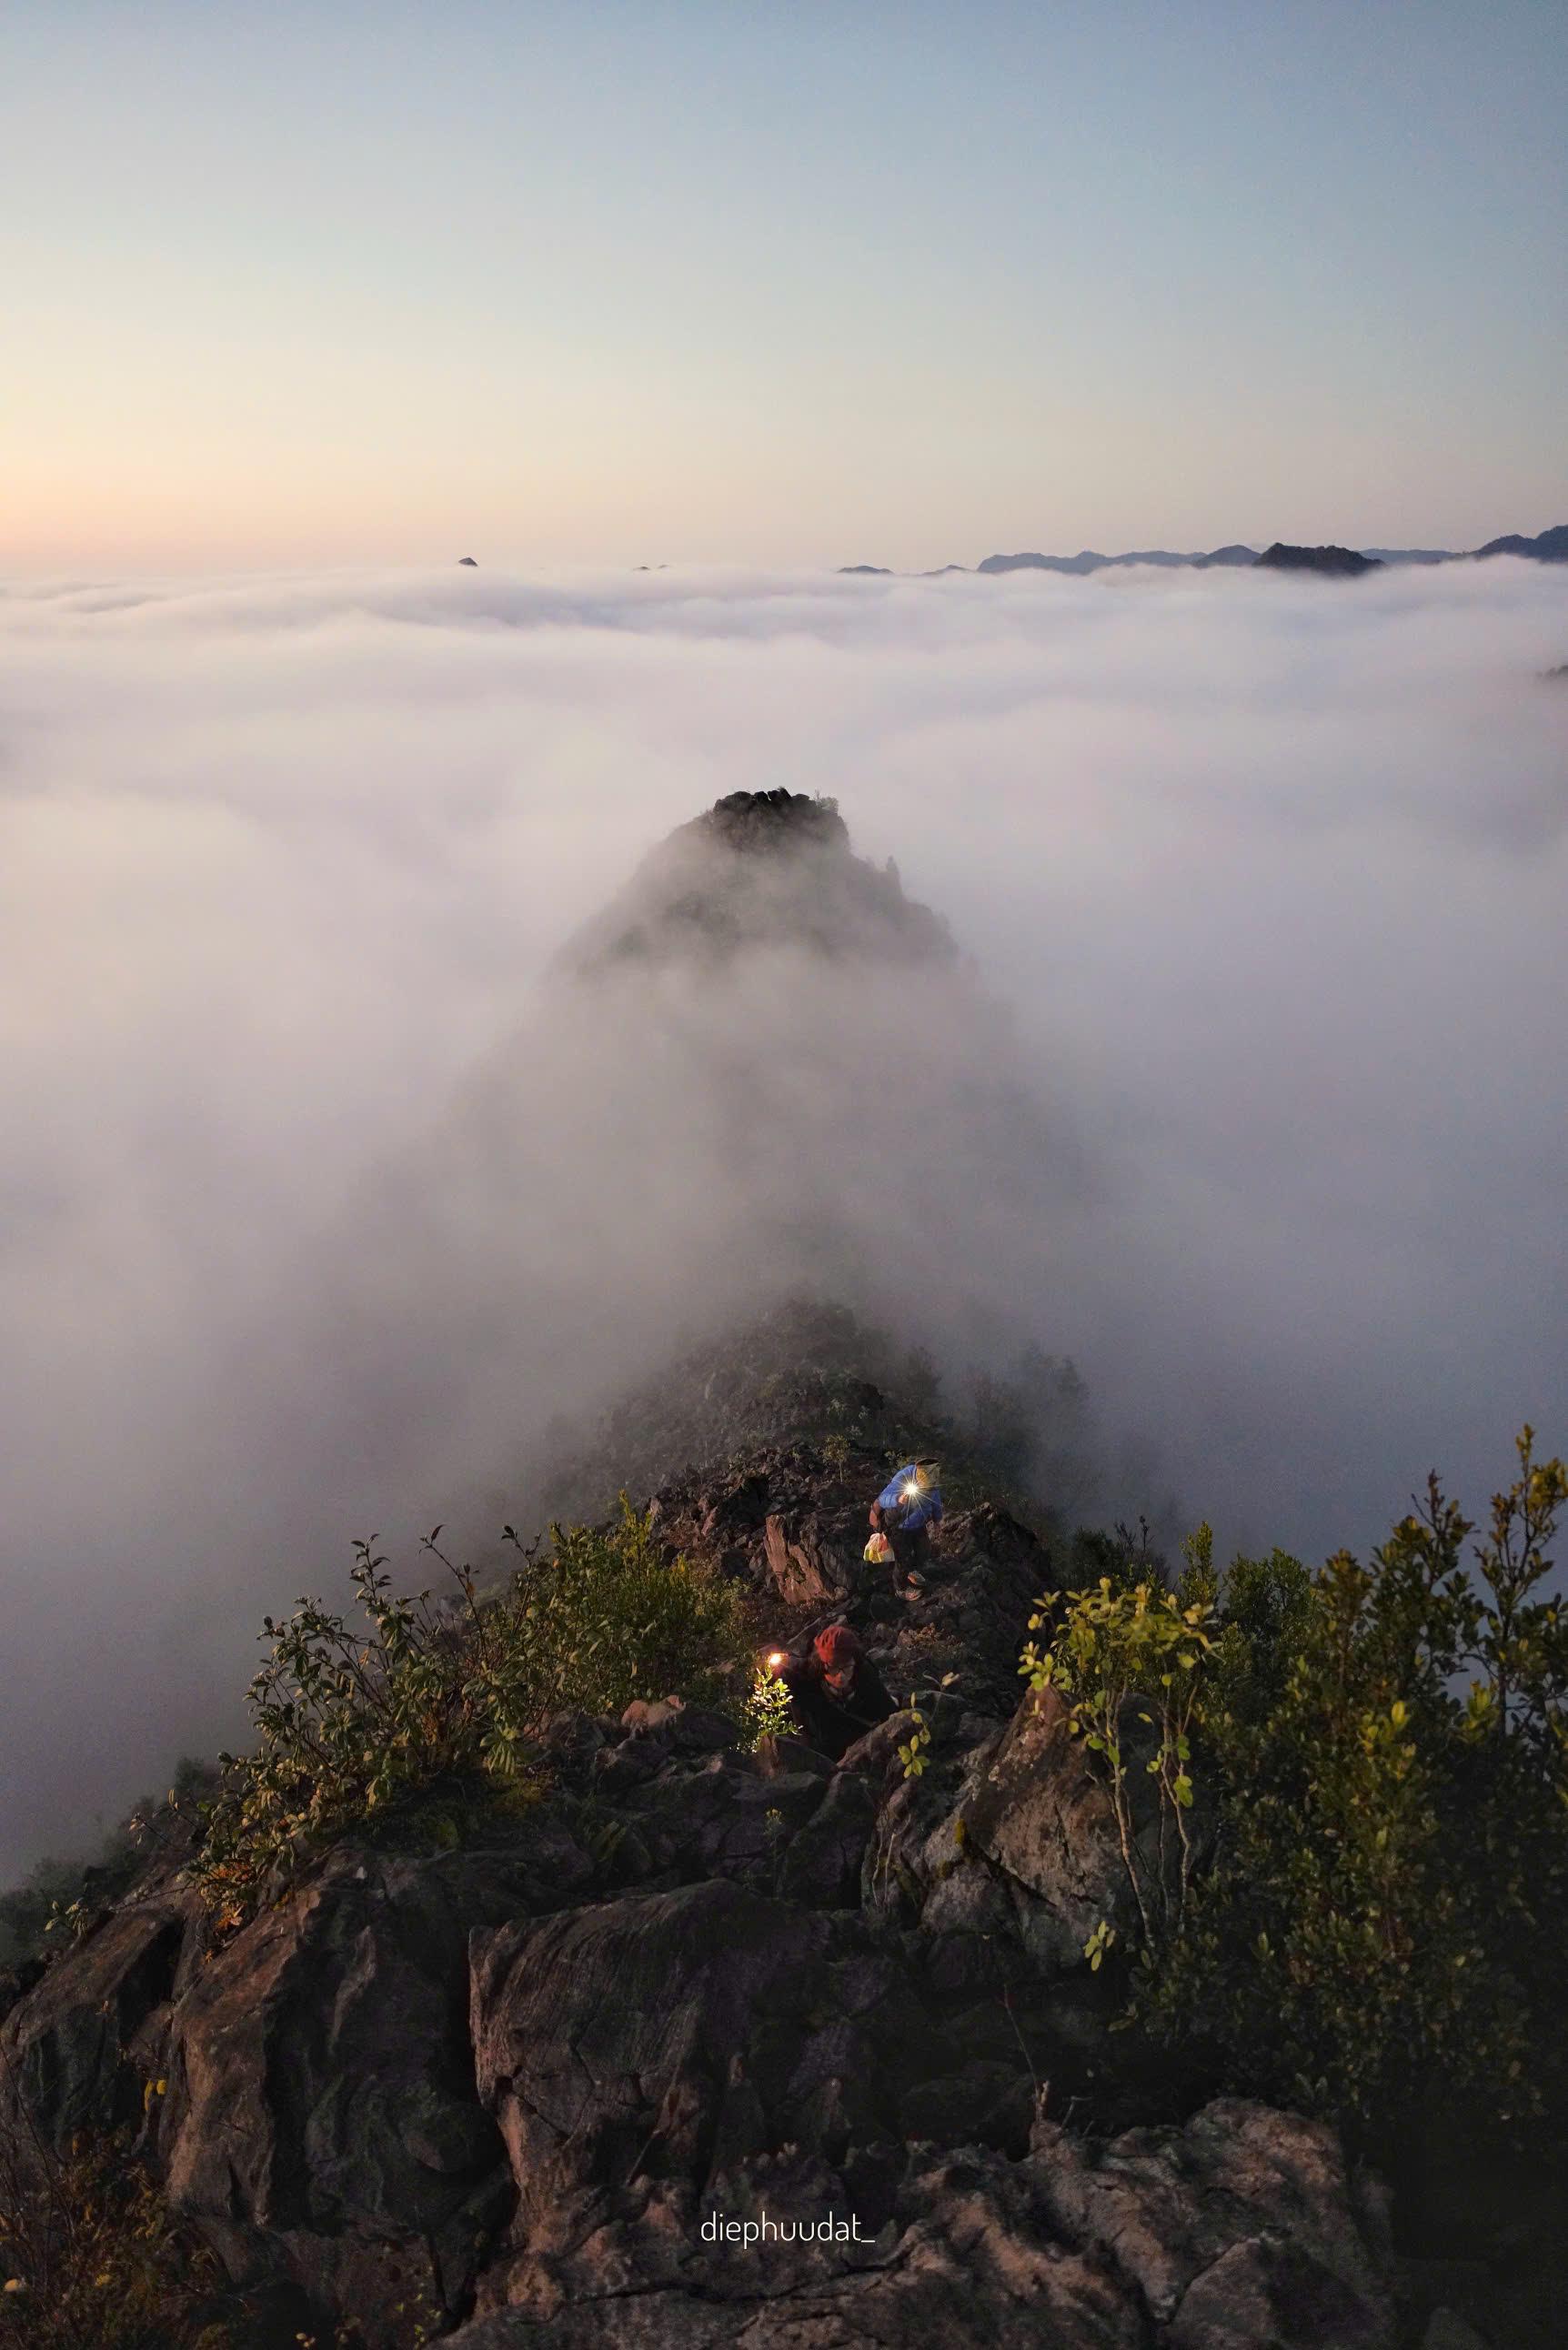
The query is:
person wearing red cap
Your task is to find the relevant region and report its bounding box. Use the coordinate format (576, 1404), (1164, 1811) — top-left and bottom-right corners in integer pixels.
(773, 1623), (896, 1761)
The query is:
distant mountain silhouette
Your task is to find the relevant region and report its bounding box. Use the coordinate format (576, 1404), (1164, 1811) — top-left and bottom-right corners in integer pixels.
(828, 527), (1568, 579)
(1473, 525), (1568, 562)
(1256, 544), (1381, 577)
(975, 545), (1258, 576)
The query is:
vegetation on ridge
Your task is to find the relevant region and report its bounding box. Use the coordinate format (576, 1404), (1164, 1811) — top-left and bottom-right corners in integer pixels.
(189, 1503), (747, 1928)
(1030, 1428), (1568, 2154)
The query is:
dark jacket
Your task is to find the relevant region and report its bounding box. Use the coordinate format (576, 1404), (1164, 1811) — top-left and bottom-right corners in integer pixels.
(778, 1652), (897, 1762)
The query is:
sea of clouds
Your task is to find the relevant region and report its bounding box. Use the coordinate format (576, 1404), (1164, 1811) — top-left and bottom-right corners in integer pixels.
(2, 556), (1564, 1875)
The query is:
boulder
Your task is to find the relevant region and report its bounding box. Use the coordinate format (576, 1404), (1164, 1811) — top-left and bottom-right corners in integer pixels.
(777, 1772), (877, 1906)
(0, 1888), (204, 2149)
(469, 1882), (836, 2230)
(754, 1732), (834, 1779)
(159, 1831), (592, 2347)
(762, 1511), (842, 1608)
(442, 2099), (1396, 2347)
(1031, 2096), (1395, 2345)
(618, 1762), (825, 1882)
(956, 1681), (1201, 1972)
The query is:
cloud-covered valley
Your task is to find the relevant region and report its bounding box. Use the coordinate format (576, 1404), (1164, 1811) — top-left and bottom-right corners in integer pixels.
(2, 557), (1564, 1876)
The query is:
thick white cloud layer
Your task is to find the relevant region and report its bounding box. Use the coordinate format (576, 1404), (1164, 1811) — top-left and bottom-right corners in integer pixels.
(2, 557), (1565, 1876)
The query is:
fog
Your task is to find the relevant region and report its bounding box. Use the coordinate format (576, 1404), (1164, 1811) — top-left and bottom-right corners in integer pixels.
(2, 557), (1565, 1879)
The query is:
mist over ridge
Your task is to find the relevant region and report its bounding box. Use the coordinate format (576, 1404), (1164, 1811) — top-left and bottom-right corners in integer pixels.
(0, 555), (1564, 1880)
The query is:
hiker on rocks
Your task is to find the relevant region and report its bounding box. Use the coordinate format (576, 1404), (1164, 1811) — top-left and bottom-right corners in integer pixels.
(774, 1624), (896, 1761)
(868, 1459), (943, 1583)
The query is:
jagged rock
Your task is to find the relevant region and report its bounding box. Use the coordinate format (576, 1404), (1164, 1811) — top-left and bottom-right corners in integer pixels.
(956, 1681), (1204, 1973)
(754, 1732), (835, 1779)
(443, 2100), (1395, 2346)
(666, 1704), (742, 1755)
(638, 1448), (1047, 1717)
(158, 1833), (592, 2346)
(838, 1708), (922, 1775)
(0, 1434), (1407, 2350)
(1421, 2311), (1492, 2350)
(0, 1960), (44, 2029)
(618, 1762), (825, 1881)
(0, 1887), (205, 2148)
(470, 1883), (833, 2232)
(1030, 2097), (1395, 2345)
(898, 2057), (1035, 2150)
(777, 1772), (878, 1906)
(540, 1711), (610, 1783)
(762, 1510), (842, 1606)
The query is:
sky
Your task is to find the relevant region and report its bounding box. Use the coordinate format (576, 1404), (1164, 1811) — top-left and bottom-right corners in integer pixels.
(3, 0), (1565, 573)
(1, 555), (1565, 1877)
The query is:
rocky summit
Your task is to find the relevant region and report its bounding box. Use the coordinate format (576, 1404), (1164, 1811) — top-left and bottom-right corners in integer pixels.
(556, 787), (955, 975)
(0, 1421), (1433, 2350)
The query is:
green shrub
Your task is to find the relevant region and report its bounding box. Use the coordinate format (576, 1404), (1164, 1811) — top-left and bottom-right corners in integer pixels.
(740, 1662), (796, 1751)
(191, 1501), (745, 1927)
(1020, 1539), (1216, 1961)
(0, 2120), (226, 2349)
(1139, 1430), (1568, 2149)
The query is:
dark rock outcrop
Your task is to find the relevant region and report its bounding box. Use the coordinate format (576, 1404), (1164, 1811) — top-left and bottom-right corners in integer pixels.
(955, 1681), (1212, 1973)
(156, 1832), (593, 2342)
(1256, 543), (1382, 576)
(0, 1883), (204, 2148)
(437, 2097), (1394, 2348)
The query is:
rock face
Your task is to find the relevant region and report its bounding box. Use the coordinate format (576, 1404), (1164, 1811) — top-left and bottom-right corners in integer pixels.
(648, 1439), (1048, 1719)
(0, 1878), (204, 2148)
(436, 2099), (1392, 2349)
(954, 1682), (1212, 1973)
(156, 1833), (594, 2343)
(0, 1441), (1401, 2348)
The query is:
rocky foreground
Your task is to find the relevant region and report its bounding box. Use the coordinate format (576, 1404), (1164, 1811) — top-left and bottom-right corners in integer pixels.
(0, 1443), (1475, 2348)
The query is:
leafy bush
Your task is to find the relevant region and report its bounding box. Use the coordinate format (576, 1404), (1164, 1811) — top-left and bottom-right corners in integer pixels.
(191, 1501), (745, 1926)
(1136, 1430), (1568, 2148)
(0, 2115), (226, 2350)
(1020, 1538), (1216, 1961)
(0, 1765), (215, 1971)
(740, 1663), (796, 1751)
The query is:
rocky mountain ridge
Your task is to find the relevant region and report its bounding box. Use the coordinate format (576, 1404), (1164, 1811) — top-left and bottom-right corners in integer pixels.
(0, 1429), (1500, 2350)
(837, 522), (1568, 576)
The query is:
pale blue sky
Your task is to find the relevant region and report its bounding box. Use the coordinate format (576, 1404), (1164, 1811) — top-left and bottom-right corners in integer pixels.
(3, 1), (1563, 567)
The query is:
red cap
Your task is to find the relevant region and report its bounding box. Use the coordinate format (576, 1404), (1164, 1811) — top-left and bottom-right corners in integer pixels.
(813, 1624), (862, 1671)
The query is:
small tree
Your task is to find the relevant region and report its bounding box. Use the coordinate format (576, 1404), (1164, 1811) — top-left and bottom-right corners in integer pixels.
(1020, 1542), (1216, 1963)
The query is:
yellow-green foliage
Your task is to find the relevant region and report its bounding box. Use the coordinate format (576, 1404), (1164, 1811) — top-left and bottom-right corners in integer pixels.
(525, 1501), (743, 1722)
(1143, 1429), (1568, 2146)
(191, 1501), (745, 1926)
(0, 2125), (226, 2350)
(740, 1663), (796, 1751)
(1020, 1544), (1216, 1958)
